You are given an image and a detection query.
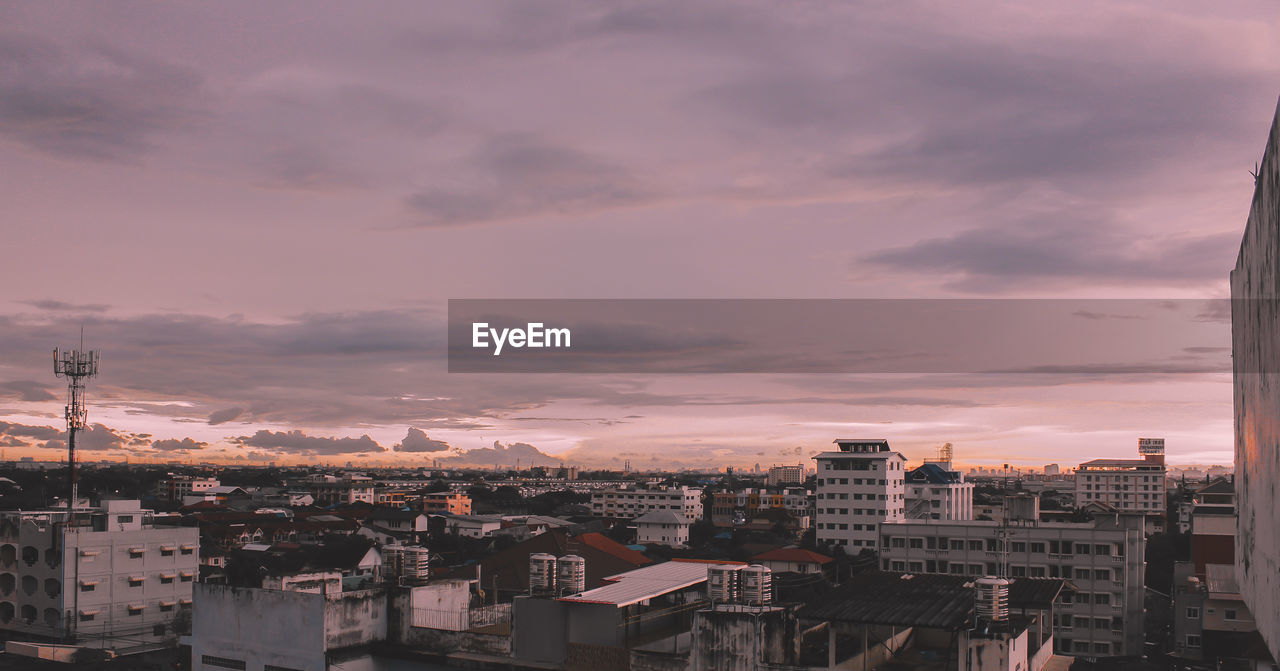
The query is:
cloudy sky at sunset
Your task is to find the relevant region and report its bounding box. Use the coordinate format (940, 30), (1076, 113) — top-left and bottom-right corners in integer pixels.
(2, 2), (1278, 470)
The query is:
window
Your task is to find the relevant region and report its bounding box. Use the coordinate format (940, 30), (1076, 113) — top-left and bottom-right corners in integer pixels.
(1225, 609), (1238, 620)
(1095, 593), (1110, 605)
(202, 656), (247, 670)
(1186, 607), (1200, 619)
(909, 538), (923, 549)
(1186, 634), (1201, 648)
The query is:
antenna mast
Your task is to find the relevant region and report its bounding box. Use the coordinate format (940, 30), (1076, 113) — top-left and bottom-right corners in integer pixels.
(53, 344), (99, 513)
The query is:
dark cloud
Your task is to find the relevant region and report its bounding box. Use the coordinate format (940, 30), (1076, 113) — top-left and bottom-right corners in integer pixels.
(0, 32), (204, 160)
(0, 420), (62, 441)
(438, 440), (558, 467)
(405, 135), (658, 227)
(863, 223), (1240, 293)
(393, 427), (451, 453)
(0, 380), (57, 402)
(232, 429), (385, 455)
(151, 437), (207, 452)
(19, 299), (110, 312)
(207, 407), (244, 425)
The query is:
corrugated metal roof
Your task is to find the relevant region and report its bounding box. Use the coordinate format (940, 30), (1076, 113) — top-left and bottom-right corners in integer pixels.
(558, 559), (741, 607)
(799, 573), (975, 629)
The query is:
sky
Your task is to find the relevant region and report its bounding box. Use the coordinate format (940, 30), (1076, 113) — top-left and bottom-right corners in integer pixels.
(1, 1), (1278, 471)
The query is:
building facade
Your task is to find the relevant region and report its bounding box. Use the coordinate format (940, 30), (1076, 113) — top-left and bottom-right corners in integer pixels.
(1074, 438), (1167, 523)
(1231, 96), (1280, 666)
(590, 485), (703, 520)
(813, 439), (906, 550)
(765, 464), (804, 487)
(878, 513), (1146, 657)
(905, 463), (975, 521)
(305, 474), (375, 506)
(420, 491), (471, 515)
(633, 511), (690, 548)
(0, 500), (199, 654)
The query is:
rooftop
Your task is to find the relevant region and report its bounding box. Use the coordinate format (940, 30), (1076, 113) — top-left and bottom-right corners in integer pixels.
(751, 547), (833, 565)
(558, 559), (743, 607)
(633, 510), (690, 526)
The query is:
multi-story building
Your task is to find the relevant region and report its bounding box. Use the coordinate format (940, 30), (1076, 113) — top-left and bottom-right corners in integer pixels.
(633, 510), (690, 548)
(878, 510), (1147, 658)
(420, 491), (471, 515)
(765, 464), (804, 487)
(0, 500), (200, 655)
(590, 485), (703, 521)
(163, 476), (220, 504)
(1074, 438), (1167, 527)
(709, 487), (811, 528)
(813, 439), (906, 550)
(305, 474), (375, 506)
(905, 462), (974, 520)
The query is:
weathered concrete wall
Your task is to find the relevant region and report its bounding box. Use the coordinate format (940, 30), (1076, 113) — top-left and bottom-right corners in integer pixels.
(189, 583), (326, 671)
(511, 596), (568, 664)
(631, 648), (689, 671)
(1232, 95), (1280, 663)
(323, 588), (387, 651)
(690, 606), (801, 670)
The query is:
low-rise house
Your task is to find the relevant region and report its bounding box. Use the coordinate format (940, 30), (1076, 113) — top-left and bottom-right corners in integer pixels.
(750, 547), (833, 574)
(633, 510), (690, 548)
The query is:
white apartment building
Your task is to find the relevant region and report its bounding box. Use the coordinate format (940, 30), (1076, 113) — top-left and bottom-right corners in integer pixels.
(1074, 438), (1167, 524)
(0, 500), (200, 654)
(905, 463), (975, 520)
(164, 476), (220, 504)
(813, 439), (906, 550)
(590, 485), (703, 520)
(878, 513), (1147, 658)
(633, 510), (690, 548)
(765, 464), (804, 487)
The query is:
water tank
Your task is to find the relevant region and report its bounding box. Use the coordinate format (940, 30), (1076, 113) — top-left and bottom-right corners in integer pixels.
(529, 553), (557, 593)
(557, 555), (586, 594)
(707, 565), (742, 603)
(974, 576), (1010, 622)
(400, 546), (431, 580)
(741, 564), (773, 606)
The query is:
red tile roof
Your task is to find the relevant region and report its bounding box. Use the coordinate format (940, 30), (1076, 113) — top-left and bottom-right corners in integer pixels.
(750, 548), (833, 565)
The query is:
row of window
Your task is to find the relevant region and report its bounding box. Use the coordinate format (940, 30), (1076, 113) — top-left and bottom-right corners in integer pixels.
(882, 558), (1118, 582)
(884, 537), (1121, 556)
(79, 572), (193, 591)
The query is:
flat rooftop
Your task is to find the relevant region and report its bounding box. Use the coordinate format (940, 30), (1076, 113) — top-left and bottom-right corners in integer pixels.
(557, 559), (743, 607)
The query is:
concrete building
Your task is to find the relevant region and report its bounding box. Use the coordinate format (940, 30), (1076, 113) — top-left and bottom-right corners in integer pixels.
(164, 476), (220, 504)
(750, 547), (833, 575)
(187, 583), (387, 671)
(709, 487), (812, 528)
(766, 464), (805, 487)
(589, 485), (703, 520)
(441, 514), (503, 539)
(813, 439), (906, 550)
(420, 490), (471, 515)
(0, 500), (199, 655)
(878, 511), (1147, 657)
(1233, 97), (1280, 665)
(304, 474), (374, 506)
(905, 462), (975, 521)
(632, 510), (690, 548)
(1074, 437), (1167, 528)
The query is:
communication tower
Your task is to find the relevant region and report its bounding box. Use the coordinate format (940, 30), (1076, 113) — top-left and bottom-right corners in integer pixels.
(53, 340), (99, 512)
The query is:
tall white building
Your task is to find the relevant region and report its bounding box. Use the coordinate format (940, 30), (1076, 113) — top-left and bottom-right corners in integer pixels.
(765, 464), (804, 487)
(904, 463), (974, 520)
(1074, 438), (1167, 525)
(813, 439), (906, 550)
(0, 500), (200, 654)
(878, 511), (1147, 658)
(590, 485), (703, 520)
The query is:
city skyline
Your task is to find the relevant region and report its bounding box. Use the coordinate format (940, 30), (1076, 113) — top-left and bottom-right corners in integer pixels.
(4, 2), (1280, 469)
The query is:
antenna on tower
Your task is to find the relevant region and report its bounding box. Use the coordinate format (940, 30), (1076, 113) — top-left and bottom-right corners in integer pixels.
(53, 341), (100, 515)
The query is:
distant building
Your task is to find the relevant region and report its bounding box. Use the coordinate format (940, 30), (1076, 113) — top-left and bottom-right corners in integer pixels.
(164, 476), (220, 504)
(878, 511), (1147, 657)
(633, 510), (690, 548)
(904, 462), (974, 520)
(766, 464), (804, 487)
(1044, 464), (1060, 476)
(441, 514), (502, 539)
(1074, 438), (1167, 528)
(812, 439), (906, 550)
(590, 485), (703, 521)
(305, 474), (374, 506)
(709, 487), (811, 528)
(0, 500), (199, 655)
(420, 490), (471, 515)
